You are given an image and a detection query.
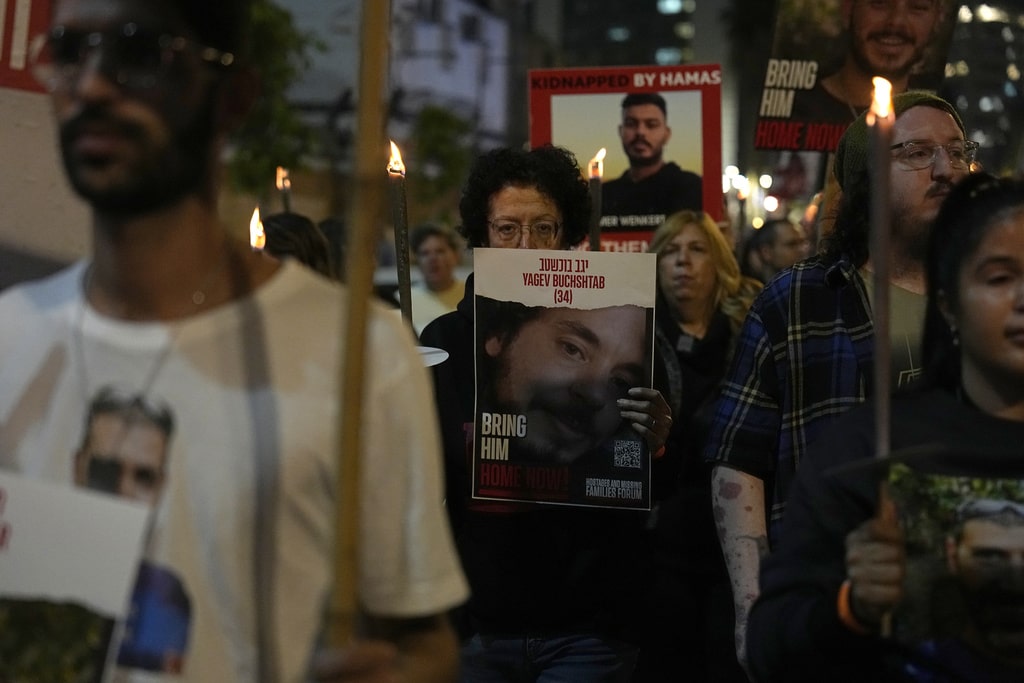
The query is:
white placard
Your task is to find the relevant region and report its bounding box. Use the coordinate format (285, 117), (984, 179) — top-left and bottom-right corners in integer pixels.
(474, 248), (656, 309)
(0, 470), (149, 618)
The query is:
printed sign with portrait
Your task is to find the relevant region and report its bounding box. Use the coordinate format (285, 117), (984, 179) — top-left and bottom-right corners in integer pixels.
(754, 0), (957, 152)
(529, 64), (723, 252)
(472, 248), (657, 510)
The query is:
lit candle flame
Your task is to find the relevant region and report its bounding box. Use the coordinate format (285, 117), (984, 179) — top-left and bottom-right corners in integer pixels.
(387, 141), (406, 177)
(275, 166), (291, 191)
(589, 148), (606, 179)
(869, 77), (893, 122)
(249, 207), (266, 250)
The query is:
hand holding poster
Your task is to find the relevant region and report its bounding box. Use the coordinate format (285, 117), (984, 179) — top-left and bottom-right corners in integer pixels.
(472, 248), (656, 510)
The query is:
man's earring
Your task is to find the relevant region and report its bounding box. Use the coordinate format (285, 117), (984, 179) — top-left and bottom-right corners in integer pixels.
(950, 325), (960, 346)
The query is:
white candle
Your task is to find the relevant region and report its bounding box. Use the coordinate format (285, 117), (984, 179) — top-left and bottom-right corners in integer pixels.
(867, 77), (893, 462)
(275, 166), (292, 213)
(387, 141), (412, 326)
(588, 148), (606, 252)
(249, 207), (265, 251)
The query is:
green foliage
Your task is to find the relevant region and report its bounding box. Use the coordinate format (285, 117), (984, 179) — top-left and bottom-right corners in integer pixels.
(0, 600), (111, 682)
(408, 106), (473, 204)
(228, 0), (324, 195)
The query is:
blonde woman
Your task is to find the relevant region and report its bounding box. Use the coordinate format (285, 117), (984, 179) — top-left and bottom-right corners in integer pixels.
(635, 210), (761, 683)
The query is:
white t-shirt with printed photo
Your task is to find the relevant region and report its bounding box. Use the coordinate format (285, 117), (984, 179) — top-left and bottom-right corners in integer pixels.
(0, 260), (468, 682)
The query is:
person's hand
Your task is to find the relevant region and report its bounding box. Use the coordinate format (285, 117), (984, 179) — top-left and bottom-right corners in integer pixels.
(309, 640), (401, 682)
(844, 488), (905, 628)
(618, 387), (672, 454)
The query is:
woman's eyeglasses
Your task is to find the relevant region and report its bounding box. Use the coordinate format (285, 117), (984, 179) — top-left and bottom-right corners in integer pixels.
(488, 220), (561, 247)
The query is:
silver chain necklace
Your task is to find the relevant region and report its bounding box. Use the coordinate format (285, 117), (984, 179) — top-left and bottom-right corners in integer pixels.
(72, 252), (228, 408)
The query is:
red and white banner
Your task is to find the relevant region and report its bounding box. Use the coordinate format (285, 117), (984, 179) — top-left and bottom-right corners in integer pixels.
(0, 0), (50, 93)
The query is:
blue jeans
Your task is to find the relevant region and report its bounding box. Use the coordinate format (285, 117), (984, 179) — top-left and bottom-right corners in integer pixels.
(460, 632), (638, 683)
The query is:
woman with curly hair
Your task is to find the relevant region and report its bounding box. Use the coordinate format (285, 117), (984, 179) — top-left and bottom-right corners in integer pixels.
(454, 144), (591, 250)
(421, 145), (672, 682)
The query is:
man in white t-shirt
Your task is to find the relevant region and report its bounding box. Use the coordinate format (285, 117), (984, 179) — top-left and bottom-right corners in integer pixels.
(0, 0), (468, 681)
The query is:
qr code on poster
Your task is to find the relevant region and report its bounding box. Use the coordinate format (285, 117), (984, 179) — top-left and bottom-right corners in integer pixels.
(613, 440), (642, 468)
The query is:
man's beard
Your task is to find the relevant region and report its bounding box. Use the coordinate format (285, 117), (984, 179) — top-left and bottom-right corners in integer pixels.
(59, 95), (219, 216)
(964, 586), (1024, 664)
(849, 22), (926, 80)
(890, 198), (937, 266)
(484, 357), (604, 465)
(626, 148), (663, 169)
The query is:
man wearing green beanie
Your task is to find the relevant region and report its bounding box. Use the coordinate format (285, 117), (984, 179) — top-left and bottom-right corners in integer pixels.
(704, 90), (975, 675)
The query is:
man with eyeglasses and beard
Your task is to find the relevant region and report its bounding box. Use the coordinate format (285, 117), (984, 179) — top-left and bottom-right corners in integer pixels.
(0, 0), (468, 681)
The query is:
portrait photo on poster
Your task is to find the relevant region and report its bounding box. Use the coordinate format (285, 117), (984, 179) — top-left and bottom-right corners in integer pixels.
(471, 249), (657, 511)
(755, 0), (958, 152)
(529, 64), (722, 253)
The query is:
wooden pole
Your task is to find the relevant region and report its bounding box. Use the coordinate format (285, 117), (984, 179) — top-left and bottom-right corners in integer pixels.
(329, 0), (392, 647)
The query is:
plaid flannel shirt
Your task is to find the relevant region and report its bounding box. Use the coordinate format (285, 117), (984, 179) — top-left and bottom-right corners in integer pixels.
(704, 257), (874, 544)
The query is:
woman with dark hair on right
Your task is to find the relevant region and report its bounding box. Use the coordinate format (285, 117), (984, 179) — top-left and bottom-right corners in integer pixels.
(745, 172), (1024, 682)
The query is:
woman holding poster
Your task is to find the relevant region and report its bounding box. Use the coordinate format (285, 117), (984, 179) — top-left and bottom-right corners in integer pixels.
(746, 174), (1024, 681)
(420, 145), (674, 682)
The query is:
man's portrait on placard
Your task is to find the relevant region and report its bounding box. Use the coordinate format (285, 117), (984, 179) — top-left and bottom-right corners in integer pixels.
(529, 64), (723, 249)
(756, 0), (957, 151)
(550, 90), (704, 189)
(475, 296), (652, 468)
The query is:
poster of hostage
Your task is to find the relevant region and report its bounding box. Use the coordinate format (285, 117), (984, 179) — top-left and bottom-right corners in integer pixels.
(885, 460), (1024, 677)
(472, 248), (657, 510)
(528, 63), (722, 251)
(755, 0), (957, 152)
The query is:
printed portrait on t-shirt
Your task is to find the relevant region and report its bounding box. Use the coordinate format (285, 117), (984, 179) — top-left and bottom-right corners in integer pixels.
(72, 386), (192, 675)
(887, 463), (1024, 678)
